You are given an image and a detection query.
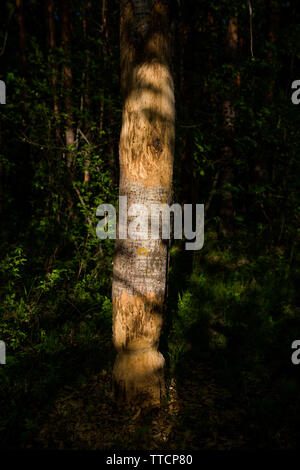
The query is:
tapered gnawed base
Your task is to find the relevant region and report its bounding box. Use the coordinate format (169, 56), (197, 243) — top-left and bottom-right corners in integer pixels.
(113, 348), (166, 408)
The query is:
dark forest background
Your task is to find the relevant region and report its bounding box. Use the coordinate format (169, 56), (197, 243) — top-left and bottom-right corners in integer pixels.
(1, 0), (300, 449)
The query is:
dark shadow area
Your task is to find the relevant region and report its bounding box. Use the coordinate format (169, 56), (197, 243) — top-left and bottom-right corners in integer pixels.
(1, 0), (300, 452)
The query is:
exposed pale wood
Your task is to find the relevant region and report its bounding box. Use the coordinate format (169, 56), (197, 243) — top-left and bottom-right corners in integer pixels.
(112, 0), (174, 407)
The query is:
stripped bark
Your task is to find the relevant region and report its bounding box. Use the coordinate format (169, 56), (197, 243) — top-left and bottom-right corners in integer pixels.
(112, 0), (175, 408)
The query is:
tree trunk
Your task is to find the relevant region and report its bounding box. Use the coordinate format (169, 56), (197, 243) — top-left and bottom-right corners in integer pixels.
(101, 0), (117, 186)
(254, 0), (280, 184)
(46, 0), (60, 143)
(112, 0), (175, 408)
(220, 16), (238, 237)
(16, 0), (26, 76)
(61, 0), (74, 165)
(82, 1), (92, 185)
(177, 0), (197, 275)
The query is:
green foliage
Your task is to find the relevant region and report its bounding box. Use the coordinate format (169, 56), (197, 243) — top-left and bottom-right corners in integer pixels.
(0, 0), (299, 450)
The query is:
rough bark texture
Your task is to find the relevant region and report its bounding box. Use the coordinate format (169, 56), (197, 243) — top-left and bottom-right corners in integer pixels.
(112, 0), (175, 408)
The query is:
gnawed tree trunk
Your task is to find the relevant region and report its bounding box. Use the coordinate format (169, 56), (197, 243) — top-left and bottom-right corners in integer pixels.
(112, 0), (175, 408)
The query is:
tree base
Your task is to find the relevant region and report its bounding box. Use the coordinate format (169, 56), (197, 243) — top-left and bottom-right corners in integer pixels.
(113, 348), (166, 409)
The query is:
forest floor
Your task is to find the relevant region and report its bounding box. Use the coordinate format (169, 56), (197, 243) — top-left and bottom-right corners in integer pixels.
(1, 240), (300, 450)
(30, 355), (299, 450)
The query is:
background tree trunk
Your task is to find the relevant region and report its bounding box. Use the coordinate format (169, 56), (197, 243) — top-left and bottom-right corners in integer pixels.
(254, 0), (280, 185)
(219, 16), (238, 237)
(112, 0), (175, 408)
(82, 1), (92, 185)
(46, 0), (60, 144)
(61, 0), (75, 166)
(16, 0), (26, 76)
